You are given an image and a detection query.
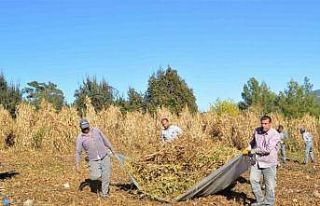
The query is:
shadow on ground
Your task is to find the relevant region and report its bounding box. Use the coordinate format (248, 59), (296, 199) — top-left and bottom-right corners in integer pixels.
(78, 179), (102, 193)
(216, 176), (255, 205)
(0, 171), (19, 180)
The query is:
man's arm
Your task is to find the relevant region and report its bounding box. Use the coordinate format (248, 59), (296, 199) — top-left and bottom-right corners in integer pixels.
(303, 133), (312, 142)
(75, 136), (83, 169)
(160, 129), (165, 142)
(98, 129), (114, 152)
(249, 131), (256, 149)
(302, 133), (307, 142)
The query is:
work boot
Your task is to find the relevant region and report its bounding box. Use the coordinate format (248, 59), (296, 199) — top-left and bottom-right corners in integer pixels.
(99, 187), (110, 199)
(99, 192), (109, 199)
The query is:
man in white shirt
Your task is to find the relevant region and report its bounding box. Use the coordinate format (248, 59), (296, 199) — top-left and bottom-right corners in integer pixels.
(300, 128), (316, 164)
(160, 117), (182, 142)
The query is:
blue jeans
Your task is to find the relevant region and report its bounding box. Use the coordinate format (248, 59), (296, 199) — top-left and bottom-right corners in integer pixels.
(304, 142), (315, 164)
(88, 155), (112, 197)
(250, 164), (277, 206)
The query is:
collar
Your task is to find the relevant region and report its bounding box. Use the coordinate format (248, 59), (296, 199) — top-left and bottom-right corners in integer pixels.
(81, 131), (92, 137)
(257, 127), (270, 135)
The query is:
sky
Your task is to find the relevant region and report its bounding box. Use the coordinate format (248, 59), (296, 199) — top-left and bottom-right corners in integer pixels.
(0, 0), (319, 111)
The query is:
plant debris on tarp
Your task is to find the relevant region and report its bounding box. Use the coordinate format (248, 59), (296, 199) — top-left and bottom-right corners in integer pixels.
(124, 137), (240, 199)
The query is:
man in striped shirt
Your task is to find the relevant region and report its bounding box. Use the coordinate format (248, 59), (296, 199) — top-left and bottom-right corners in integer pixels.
(75, 119), (114, 198)
(248, 115), (280, 206)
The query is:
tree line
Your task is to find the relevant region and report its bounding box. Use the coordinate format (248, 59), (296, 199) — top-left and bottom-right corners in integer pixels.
(1, 67), (319, 118)
(0, 66), (197, 116)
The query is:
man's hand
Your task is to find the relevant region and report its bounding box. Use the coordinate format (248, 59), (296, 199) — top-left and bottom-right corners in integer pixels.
(109, 149), (116, 156)
(242, 145), (253, 155)
(242, 148), (251, 155)
(75, 165), (81, 173)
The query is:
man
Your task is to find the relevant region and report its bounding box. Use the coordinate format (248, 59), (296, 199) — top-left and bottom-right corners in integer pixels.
(160, 117), (182, 142)
(75, 119), (114, 198)
(277, 125), (288, 164)
(246, 115), (280, 206)
(300, 128), (316, 164)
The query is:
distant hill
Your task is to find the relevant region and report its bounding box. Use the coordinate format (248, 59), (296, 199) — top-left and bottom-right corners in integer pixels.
(313, 89), (320, 101)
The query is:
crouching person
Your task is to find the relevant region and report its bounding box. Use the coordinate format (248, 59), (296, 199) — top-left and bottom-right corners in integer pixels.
(160, 117), (182, 143)
(75, 119), (114, 198)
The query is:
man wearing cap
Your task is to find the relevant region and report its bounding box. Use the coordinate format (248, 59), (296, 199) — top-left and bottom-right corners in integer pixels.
(300, 128), (316, 164)
(75, 119), (114, 198)
(160, 117), (182, 142)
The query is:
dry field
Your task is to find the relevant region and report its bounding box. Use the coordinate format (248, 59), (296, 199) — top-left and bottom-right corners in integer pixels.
(0, 100), (319, 205)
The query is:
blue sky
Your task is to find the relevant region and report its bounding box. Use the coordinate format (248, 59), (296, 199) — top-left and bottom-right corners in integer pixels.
(0, 0), (319, 111)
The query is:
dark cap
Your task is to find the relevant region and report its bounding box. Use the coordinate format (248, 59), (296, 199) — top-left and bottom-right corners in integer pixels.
(79, 119), (90, 129)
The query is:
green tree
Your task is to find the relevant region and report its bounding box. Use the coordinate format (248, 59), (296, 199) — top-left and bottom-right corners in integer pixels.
(23, 81), (65, 110)
(145, 66), (197, 114)
(238, 77), (277, 114)
(126, 87), (144, 112)
(74, 76), (117, 113)
(0, 73), (22, 116)
(277, 77), (320, 117)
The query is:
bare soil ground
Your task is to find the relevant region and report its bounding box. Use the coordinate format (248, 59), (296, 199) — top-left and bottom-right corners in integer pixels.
(0, 151), (319, 206)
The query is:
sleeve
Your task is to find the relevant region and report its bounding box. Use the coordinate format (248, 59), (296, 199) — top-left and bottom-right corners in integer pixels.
(97, 128), (114, 151)
(253, 133), (280, 155)
(249, 131), (256, 149)
(160, 129), (165, 141)
(302, 133), (307, 142)
(176, 126), (182, 135)
(75, 136), (83, 167)
(304, 133), (312, 142)
(309, 133), (313, 141)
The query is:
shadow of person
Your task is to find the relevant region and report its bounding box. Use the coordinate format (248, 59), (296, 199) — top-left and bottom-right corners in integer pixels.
(216, 176), (254, 205)
(111, 182), (138, 192)
(0, 171), (19, 180)
(79, 179), (102, 193)
(236, 176), (250, 184)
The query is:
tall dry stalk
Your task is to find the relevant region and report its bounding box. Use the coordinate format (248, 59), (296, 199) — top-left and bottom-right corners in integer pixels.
(0, 100), (318, 155)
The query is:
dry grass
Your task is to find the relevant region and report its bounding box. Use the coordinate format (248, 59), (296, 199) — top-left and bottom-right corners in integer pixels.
(0, 100), (318, 154)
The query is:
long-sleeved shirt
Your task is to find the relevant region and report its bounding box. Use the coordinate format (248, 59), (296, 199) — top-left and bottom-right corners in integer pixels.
(160, 125), (182, 142)
(302, 132), (313, 144)
(250, 127), (280, 168)
(75, 127), (113, 167)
